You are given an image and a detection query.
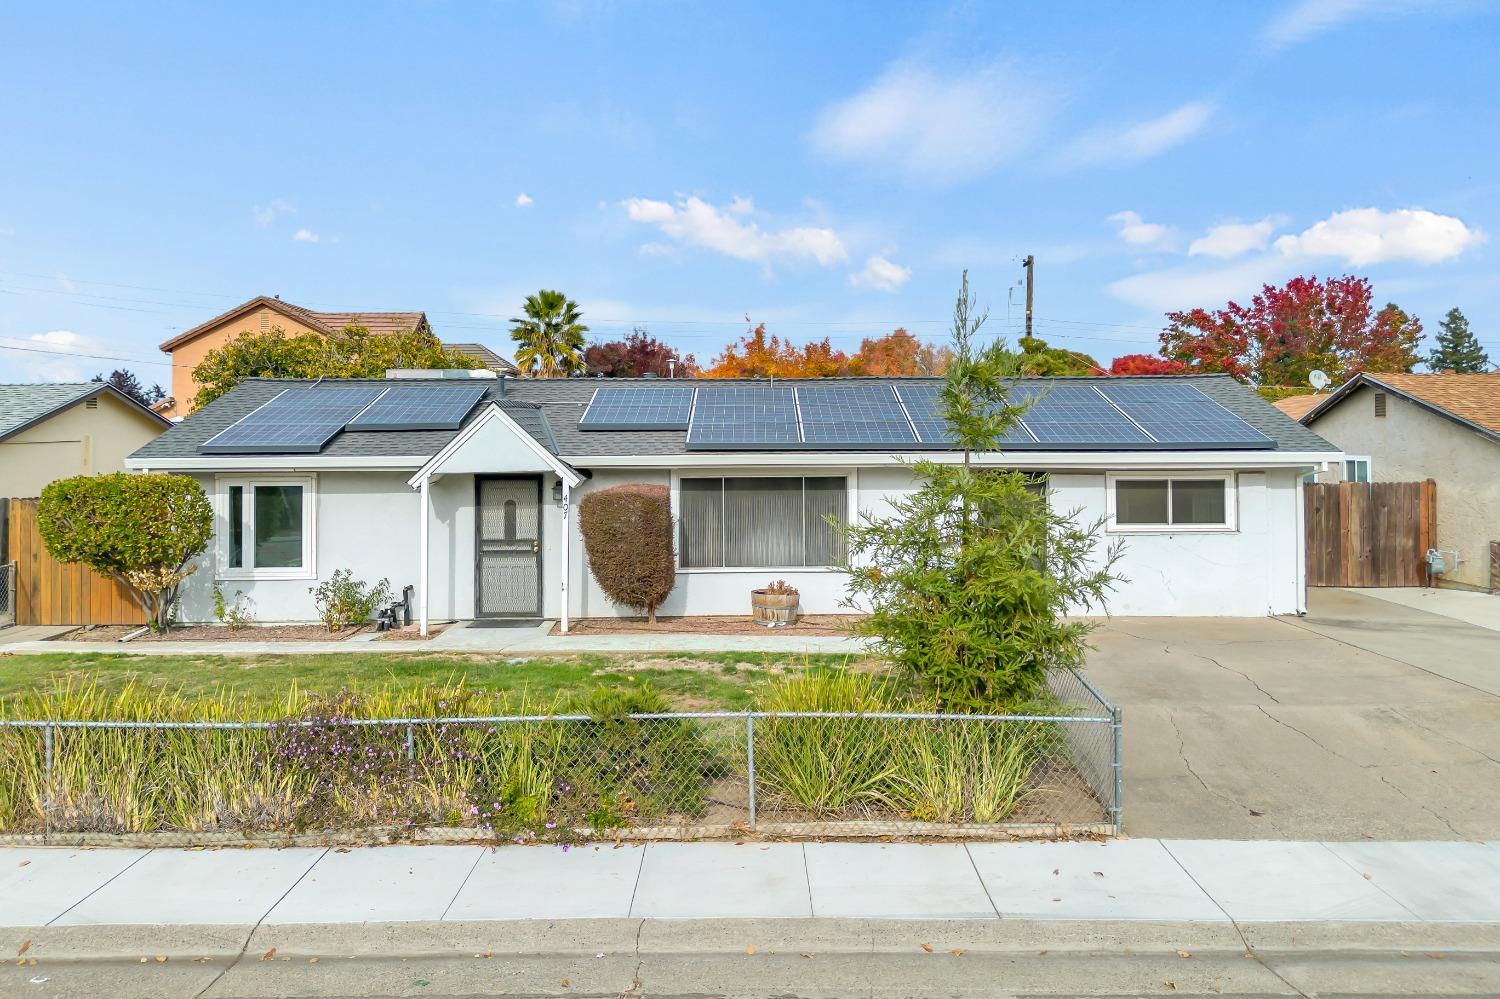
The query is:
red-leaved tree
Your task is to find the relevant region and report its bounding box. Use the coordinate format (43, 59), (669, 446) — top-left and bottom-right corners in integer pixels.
(1160, 275), (1423, 386)
(1109, 354), (1187, 375)
(584, 327), (696, 377)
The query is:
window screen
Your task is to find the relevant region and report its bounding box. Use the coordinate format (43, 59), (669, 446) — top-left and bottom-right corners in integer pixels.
(679, 476), (847, 568)
(1115, 478), (1229, 527)
(1115, 480), (1169, 525)
(1171, 479), (1226, 524)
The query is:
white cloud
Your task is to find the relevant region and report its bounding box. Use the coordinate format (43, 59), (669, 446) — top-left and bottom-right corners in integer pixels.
(1189, 218), (1281, 258)
(1273, 207), (1485, 265)
(1261, 0), (1439, 48)
(1063, 101), (1215, 167)
(809, 61), (1057, 185)
(252, 198), (295, 228)
(849, 255), (912, 293)
(2, 329), (107, 382)
(515, 192), (533, 207)
(622, 195), (847, 269)
(0, 225), (15, 236)
(1107, 256), (1289, 313)
(292, 228), (321, 243)
(1107, 211), (1174, 248)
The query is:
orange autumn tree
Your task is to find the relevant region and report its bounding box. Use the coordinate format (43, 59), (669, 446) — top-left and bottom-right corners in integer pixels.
(851, 328), (954, 375)
(702, 323), (853, 378)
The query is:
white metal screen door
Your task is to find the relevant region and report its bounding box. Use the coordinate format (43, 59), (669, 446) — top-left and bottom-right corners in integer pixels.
(475, 477), (542, 617)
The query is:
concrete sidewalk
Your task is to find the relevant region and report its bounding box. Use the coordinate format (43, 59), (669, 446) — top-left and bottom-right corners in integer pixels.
(5, 839), (1499, 929)
(0, 620), (868, 656)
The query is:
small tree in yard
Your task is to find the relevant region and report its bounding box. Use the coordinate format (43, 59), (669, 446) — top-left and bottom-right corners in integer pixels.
(841, 273), (1123, 711)
(37, 473), (213, 631)
(578, 484), (675, 623)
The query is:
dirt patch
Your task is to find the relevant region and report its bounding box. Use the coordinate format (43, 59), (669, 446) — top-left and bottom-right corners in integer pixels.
(552, 615), (863, 637)
(54, 624), (365, 643)
(374, 623), (448, 641)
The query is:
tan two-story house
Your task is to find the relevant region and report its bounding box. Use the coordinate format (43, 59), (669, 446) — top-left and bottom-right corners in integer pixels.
(157, 296), (516, 419)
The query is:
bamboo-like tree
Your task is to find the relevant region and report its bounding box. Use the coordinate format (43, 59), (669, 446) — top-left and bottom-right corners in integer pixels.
(509, 290), (589, 377)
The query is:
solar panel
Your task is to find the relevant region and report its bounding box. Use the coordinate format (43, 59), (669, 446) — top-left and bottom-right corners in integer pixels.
(1095, 381), (1272, 448)
(894, 383), (1037, 446)
(200, 385), (384, 454)
(685, 385), (801, 448)
(346, 384), (488, 431)
(578, 385), (696, 431)
(797, 384), (917, 447)
(1018, 384), (1154, 446)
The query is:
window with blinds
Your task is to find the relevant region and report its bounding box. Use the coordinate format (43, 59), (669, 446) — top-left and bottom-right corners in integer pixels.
(679, 476), (848, 568)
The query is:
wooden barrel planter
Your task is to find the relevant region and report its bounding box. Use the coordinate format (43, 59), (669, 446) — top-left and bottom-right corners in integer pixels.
(751, 586), (800, 627)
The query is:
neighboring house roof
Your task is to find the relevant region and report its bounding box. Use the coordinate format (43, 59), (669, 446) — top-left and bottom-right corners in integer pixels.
(1271, 394), (1325, 421)
(158, 296), (430, 352)
(1300, 372), (1500, 443)
(0, 382), (171, 444)
(445, 342), (520, 374)
(129, 373), (1336, 465)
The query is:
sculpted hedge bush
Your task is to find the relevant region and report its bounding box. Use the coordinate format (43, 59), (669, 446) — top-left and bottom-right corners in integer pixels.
(37, 473), (213, 631)
(578, 484), (675, 623)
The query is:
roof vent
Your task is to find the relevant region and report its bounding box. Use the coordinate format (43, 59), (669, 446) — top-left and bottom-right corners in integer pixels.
(1374, 391), (1387, 417)
(384, 368), (497, 380)
(85, 397), (98, 409)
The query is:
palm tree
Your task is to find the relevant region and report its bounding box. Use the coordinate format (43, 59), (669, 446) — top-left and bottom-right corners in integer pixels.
(509, 290), (588, 377)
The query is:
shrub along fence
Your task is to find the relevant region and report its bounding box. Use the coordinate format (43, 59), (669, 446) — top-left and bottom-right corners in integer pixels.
(0, 671), (1121, 846)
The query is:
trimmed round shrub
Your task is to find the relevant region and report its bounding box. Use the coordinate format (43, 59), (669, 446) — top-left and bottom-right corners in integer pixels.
(578, 483), (675, 623)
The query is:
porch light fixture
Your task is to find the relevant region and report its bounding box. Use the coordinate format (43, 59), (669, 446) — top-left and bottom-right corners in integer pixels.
(552, 481), (565, 503)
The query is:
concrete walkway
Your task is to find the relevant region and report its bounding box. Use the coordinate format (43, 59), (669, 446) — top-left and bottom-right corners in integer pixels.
(1347, 585), (1500, 634)
(5, 839), (1499, 929)
(0, 619), (869, 656)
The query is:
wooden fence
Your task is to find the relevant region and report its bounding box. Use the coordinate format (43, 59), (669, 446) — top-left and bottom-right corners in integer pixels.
(1304, 479), (1436, 588)
(2, 497), (146, 626)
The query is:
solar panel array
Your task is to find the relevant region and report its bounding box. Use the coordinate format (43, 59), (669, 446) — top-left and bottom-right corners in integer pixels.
(579, 385), (695, 430)
(1095, 382), (1273, 447)
(686, 385), (801, 447)
(347, 384), (487, 431)
(1021, 384), (1155, 446)
(893, 383), (1038, 446)
(798, 383), (916, 446)
(201, 385), (386, 454)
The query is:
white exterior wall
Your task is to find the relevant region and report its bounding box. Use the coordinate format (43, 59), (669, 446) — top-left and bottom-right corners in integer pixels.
(178, 470), (473, 624)
(174, 462), (1308, 622)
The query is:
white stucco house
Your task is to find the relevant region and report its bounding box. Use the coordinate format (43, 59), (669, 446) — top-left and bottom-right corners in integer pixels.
(124, 372), (1340, 630)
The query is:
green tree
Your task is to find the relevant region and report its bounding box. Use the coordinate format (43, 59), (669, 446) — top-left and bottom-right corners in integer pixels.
(510, 290), (588, 377)
(840, 274), (1122, 710)
(37, 473), (213, 631)
(191, 324), (476, 410)
(1427, 308), (1490, 372)
(1017, 335), (1102, 376)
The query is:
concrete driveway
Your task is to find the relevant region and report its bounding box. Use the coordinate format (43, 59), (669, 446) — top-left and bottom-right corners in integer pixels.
(1085, 588), (1500, 840)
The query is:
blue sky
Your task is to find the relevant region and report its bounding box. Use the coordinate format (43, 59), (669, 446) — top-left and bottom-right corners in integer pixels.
(1, 0), (1496, 385)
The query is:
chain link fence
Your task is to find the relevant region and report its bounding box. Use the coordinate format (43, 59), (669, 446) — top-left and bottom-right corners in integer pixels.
(0, 561), (15, 629)
(0, 670), (1120, 847)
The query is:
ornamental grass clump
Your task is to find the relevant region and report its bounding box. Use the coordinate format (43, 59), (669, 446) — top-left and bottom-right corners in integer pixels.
(578, 484), (676, 623)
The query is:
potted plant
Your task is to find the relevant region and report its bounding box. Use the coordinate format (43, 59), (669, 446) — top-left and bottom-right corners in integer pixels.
(751, 579), (800, 627)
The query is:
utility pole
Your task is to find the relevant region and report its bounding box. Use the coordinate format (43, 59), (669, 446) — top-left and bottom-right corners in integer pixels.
(1023, 254), (1035, 340)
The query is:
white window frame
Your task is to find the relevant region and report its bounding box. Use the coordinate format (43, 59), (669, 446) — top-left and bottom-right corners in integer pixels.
(1343, 455), (1372, 483)
(215, 474), (318, 580)
(1105, 471), (1237, 534)
(669, 470), (856, 573)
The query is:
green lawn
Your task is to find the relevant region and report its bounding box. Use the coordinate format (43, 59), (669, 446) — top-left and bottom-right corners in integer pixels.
(0, 650), (872, 713)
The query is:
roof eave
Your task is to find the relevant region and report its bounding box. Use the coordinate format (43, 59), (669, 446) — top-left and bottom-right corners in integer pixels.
(0, 383), (171, 445)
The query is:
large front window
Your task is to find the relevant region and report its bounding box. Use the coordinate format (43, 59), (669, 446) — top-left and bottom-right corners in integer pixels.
(679, 476), (847, 568)
(1108, 473), (1235, 532)
(218, 476), (316, 578)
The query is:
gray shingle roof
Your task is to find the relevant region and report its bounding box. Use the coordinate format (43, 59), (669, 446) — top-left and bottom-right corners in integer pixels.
(128, 374), (1335, 464)
(0, 383), (110, 441)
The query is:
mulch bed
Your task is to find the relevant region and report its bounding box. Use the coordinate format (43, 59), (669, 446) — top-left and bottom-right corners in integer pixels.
(374, 623), (448, 641)
(551, 615), (863, 637)
(54, 624), (366, 643)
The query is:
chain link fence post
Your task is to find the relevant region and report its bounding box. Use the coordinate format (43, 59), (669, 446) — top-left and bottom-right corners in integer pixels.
(1111, 704), (1124, 835)
(745, 712), (757, 830)
(43, 722), (54, 840)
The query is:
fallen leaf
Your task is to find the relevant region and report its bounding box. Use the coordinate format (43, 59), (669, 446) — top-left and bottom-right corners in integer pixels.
(746, 944), (755, 955)
(1163, 979), (1177, 990)
(1039, 949), (1049, 956)
(155, 955), (167, 963)
(17, 860), (29, 868)
(920, 943), (934, 953)
(138, 958), (147, 964)
(334, 847), (351, 854)
(1175, 950), (1192, 959)
(949, 949), (965, 957)
(260, 948), (276, 961)
(1093, 871), (1104, 878)
(799, 952), (815, 959)
(17, 941), (30, 957)
(1362, 872), (1372, 880)
(1249, 809), (1265, 817)
(561, 978), (569, 988)
(1051, 868), (1060, 875)
(308, 957), (318, 964)
(1425, 952), (1445, 960)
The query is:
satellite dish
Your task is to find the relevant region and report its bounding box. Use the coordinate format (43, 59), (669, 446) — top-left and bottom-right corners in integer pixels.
(1309, 369), (1331, 390)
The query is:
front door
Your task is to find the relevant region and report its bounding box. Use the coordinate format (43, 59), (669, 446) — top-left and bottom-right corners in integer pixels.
(475, 476), (542, 618)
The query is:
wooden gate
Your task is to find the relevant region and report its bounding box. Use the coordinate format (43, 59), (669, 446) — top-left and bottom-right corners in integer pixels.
(1304, 480), (1436, 587)
(2, 498), (146, 626)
